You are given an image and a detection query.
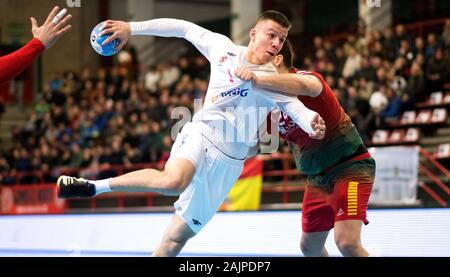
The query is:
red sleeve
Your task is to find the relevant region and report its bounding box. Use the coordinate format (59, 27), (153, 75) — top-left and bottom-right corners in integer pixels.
(293, 68), (344, 129)
(0, 38), (45, 84)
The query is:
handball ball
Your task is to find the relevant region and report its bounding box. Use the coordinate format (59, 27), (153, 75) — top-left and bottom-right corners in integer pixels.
(90, 22), (121, 56)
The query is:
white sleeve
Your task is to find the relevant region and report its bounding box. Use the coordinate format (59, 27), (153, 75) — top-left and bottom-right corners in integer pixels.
(257, 88), (317, 135)
(130, 18), (232, 61)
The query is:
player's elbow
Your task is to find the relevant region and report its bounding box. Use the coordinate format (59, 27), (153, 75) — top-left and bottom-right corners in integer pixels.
(295, 75), (322, 97)
(162, 173), (186, 195)
(307, 82), (323, 97)
(293, 78), (309, 95)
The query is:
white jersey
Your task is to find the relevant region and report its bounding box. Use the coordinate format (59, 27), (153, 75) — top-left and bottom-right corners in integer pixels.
(131, 19), (317, 159)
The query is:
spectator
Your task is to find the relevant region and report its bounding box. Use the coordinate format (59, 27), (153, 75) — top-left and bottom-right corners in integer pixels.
(393, 24), (412, 52)
(382, 27), (396, 61)
(404, 62), (426, 104)
(425, 33), (441, 60)
(356, 58), (377, 81)
(342, 47), (362, 79)
(413, 37), (426, 59)
(426, 48), (449, 92)
(443, 19), (450, 54)
(379, 87), (403, 124)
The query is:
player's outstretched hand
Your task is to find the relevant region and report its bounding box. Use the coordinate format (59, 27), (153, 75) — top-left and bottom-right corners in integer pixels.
(31, 6), (72, 49)
(100, 20), (130, 50)
(309, 113), (326, 140)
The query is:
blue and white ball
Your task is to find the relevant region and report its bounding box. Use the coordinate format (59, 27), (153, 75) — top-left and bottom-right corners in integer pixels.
(90, 22), (121, 56)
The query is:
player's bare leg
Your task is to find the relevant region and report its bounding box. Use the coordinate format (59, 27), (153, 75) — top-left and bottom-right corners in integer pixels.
(109, 158), (195, 195)
(57, 158), (195, 197)
(300, 231), (329, 257)
(152, 214), (196, 257)
(334, 220), (368, 257)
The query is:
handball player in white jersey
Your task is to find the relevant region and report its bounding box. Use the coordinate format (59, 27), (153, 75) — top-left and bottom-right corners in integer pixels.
(56, 11), (325, 256)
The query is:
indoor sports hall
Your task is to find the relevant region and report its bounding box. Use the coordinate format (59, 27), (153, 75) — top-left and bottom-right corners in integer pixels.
(1, 0), (449, 257)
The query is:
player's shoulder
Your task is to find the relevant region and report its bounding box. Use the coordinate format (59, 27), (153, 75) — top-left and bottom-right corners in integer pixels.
(292, 68), (325, 83)
(291, 68), (311, 75)
(209, 40), (241, 61)
(234, 45), (247, 55)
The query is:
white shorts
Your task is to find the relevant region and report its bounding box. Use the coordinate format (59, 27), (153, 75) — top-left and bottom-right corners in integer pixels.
(167, 122), (245, 233)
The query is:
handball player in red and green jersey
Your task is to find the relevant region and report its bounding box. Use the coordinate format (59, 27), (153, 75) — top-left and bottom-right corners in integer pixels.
(244, 40), (376, 257)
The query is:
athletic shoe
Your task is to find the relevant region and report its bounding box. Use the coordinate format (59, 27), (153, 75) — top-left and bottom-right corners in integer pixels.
(57, 175), (96, 198)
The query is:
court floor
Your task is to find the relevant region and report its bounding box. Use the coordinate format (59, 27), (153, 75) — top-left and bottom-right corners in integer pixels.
(1, 208), (449, 257)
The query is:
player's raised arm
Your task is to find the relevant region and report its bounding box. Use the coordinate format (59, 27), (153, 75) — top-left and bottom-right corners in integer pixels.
(100, 18), (231, 60)
(0, 6), (72, 84)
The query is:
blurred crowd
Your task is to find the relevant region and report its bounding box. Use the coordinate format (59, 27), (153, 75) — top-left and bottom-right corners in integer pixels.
(301, 19), (450, 141)
(0, 49), (210, 184)
(1, 19), (450, 185)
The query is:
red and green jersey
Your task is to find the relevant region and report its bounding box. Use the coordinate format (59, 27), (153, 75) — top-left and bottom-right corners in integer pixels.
(277, 68), (367, 177)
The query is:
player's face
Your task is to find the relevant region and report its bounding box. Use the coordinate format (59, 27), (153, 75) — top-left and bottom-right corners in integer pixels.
(250, 20), (288, 64)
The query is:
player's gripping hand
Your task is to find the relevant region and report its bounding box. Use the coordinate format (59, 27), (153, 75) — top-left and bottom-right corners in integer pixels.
(309, 114), (326, 140)
(100, 20), (131, 50)
(234, 67), (257, 82)
(31, 6), (72, 49)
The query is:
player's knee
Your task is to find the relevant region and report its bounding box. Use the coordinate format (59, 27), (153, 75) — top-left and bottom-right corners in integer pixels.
(335, 238), (360, 256)
(300, 240), (321, 257)
(168, 232), (190, 246)
(155, 232), (191, 257)
(163, 173), (186, 195)
(299, 241), (310, 256)
(165, 229), (191, 251)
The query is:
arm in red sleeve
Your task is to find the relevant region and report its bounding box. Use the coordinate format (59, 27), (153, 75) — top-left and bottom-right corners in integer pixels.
(0, 38), (45, 84)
